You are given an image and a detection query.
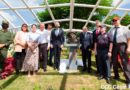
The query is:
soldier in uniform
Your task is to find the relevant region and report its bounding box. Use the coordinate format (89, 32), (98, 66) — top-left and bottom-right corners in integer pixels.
(0, 20), (13, 72)
(95, 25), (111, 84)
(108, 16), (130, 88)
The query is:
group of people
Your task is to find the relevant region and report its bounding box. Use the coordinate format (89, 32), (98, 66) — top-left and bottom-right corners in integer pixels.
(65, 16), (130, 88)
(92, 17), (130, 88)
(0, 16), (130, 88)
(14, 22), (65, 77)
(0, 21), (65, 77)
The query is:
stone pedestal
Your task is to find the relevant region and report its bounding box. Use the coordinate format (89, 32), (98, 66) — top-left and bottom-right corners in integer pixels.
(59, 59), (83, 73)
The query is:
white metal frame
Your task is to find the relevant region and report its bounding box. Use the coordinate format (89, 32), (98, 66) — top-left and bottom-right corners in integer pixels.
(0, 0), (130, 31)
(69, 0), (75, 31)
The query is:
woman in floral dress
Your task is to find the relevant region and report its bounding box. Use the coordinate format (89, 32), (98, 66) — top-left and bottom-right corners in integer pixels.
(22, 24), (40, 77)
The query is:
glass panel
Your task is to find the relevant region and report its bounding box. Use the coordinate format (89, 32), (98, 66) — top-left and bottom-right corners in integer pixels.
(100, 0), (112, 6)
(0, 0), (9, 8)
(113, 0), (130, 9)
(26, 0), (44, 6)
(17, 9), (38, 24)
(48, 0), (70, 5)
(75, 0), (97, 5)
(60, 21), (69, 29)
(74, 7), (92, 19)
(5, 0), (26, 8)
(51, 7), (70, 19)
(75, 0), (112, 6)
(0, 10), (23, 27)
(105, 10), (125, 25)
(37, 9), (52, 22)
(111, 10), (125, 17)
(91, 9), (110, 21)
(73, 21), (85, 29)
(120, 12), (130, 26)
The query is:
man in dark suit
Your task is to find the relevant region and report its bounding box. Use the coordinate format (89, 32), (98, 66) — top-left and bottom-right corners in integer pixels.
(93, 20), (101, 74)
(80, 26), (93, 73)
(50, 22), (65, 70)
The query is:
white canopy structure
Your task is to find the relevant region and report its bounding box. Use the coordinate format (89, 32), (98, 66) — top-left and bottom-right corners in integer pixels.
(0, 0), (130, 32)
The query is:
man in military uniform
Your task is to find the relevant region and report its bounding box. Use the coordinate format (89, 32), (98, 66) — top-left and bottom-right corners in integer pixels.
(0, 20), (13, 72)
(95, 25), (111, 84)
(108, 16), (130, 88)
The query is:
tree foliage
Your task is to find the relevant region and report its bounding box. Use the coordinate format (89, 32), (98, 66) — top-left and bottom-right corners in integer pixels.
(105, 14), (130, 26)
(37, 0), (112, 29)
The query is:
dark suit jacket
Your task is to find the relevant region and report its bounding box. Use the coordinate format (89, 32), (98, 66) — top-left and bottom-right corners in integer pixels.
(92, 29), (101, 49)
(80, 32), (93, 49)
(50, 28), (65, 47)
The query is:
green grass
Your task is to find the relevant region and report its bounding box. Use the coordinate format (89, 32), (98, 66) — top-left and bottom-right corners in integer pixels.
(0, 51), (129, 90)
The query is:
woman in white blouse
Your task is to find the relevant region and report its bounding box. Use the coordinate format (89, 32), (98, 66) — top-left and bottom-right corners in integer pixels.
(22, 24), (40, 77)
(14, 23), (28, 74)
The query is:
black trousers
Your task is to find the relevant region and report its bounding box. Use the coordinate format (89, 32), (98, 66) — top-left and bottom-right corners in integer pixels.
(14, 49), (26, 73)
(97, 49), (111, 78)
(95, 55), (99, 73)
(48, 48), (54, 65)
(39, 43), (48, 71)
(81, 48), (92, 71)
(53, 45), (61, 70)
(112, 43), (130, 83)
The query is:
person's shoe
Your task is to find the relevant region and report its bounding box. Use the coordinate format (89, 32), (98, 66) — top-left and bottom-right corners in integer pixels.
(35, 70), (38, 73)
(16, 71), (19, 75)
(57, 67), (59, 71)
(49, 62), (53, 66)
(75, 60), (78, 65)
(87, 70), (91, 73)
(82, 68), (87, 72)
(98, 76), (103, 80)
(114, 76), (120, 80)
(106, 78), (111, 84)
(44, 69), (47, 72)
(53, 66), (56, 70)
(66, 66), (69, 70)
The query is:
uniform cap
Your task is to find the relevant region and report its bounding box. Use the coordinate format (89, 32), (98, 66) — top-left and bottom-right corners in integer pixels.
(2, 20), (9, 25)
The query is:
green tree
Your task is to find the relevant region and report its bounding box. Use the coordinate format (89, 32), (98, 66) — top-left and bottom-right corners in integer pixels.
(37, 0), (112, 29)
(121, 14), (130, 26)
(105, 14), (130, 26)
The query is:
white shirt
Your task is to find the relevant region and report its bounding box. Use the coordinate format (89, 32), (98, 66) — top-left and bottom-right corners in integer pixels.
(26, 32), (40, 42)
(37, 29), (50, 44)
(47, 29), (52, 46)
(108, 25), (130, 43)
(55, 28), (59, 36)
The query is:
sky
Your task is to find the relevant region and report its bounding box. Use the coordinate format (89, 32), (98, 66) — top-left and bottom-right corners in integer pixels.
(0, 0), (130, 29)
(0, 0), (44, 28)
(111, 0), (130, 16)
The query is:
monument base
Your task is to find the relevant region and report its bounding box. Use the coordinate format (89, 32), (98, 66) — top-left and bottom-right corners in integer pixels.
(59, 59), (83, 73)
